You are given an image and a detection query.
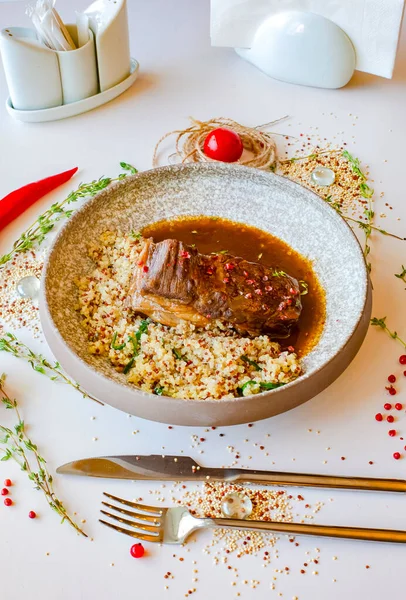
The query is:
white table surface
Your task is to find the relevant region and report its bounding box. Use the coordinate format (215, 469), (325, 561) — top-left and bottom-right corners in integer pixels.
(1, 1), (406, 599)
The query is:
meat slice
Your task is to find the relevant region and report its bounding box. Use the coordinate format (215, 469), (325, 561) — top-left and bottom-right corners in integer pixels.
(127, 238), (302, 336)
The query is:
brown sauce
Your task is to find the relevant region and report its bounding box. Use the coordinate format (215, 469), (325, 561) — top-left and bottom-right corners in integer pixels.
(142, 216), (325, 356)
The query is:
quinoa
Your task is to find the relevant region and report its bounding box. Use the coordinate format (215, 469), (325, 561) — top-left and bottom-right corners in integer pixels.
(75, 231), (301, 400)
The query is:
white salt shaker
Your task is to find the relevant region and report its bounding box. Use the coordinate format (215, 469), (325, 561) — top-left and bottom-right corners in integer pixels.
(84, 0), (131, 92)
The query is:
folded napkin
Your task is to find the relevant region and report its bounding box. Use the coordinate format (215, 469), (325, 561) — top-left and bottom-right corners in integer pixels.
(211, 0), (405, 78)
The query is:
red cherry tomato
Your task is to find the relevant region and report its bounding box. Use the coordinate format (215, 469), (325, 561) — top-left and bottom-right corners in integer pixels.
(203, 128), (243, 163)
(130, 543), (145, 558)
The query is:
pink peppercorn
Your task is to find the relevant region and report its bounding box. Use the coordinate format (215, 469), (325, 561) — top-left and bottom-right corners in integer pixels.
(395, 403), (403, 410)
(393, 452), (401, 460)
(4, 498), (12, 506)
(387, 415), (395, 423)
(28, 511), (37, 519)
(388, 374), (396, 383)
(399, 355), (406, 365)
(375, 413), (383, 422)
(389, 429), (397, 437)
(388, 387), (397, 396)
(1, 488), (9, 496)
(384, 403), (392, 410)
(3, 479), (11, 487)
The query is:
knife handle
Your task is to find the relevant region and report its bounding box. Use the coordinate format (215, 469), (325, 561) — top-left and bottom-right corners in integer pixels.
(232, 471), (406, 493)
(209, 518), (406, 543)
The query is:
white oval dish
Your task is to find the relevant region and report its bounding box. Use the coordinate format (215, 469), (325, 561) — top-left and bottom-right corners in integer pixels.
(5, 57), (139, 123)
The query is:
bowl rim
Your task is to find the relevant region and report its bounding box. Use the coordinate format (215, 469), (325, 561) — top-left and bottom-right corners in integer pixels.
(40, 162), (370, 405)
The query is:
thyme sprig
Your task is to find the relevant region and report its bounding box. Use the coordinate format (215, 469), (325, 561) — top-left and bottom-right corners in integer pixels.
(395, 265), (406, 285)
(0, 333), (102, 405)
(0, 162), (137, 268)
(0, 374), (87, 537)
(281, 149), (404, 273)
(370, 317), (406, 348)
(281, 149), (337, 163)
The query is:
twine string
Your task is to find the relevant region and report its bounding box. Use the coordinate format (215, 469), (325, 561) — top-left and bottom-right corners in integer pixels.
(153, 117), (283, 170)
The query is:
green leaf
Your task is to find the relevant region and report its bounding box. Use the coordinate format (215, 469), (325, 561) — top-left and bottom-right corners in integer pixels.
(240, 355), (262, 371)
(299, 280), (309, 296)
(1, 449), (12, 461)
(15, 421), (24, 434)
(123, 357), (135, 374)
(172, 348), (188, 361)
(272, 269), (287, 278)
(239, 380), (257, 395)
(370, 317), (387, 328)
(120, 162), (138, 174)
(153, 386), (165, 395)
(110, 332), (126, 351)
(259, 382), (286, 391)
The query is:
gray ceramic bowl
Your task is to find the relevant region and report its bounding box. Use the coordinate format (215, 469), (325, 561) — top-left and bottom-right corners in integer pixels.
(40, 163), (371, 426)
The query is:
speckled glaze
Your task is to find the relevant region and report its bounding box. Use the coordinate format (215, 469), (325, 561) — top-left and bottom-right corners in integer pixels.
(40, 163), (371, 426)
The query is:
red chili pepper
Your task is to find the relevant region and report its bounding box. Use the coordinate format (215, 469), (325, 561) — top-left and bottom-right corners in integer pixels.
(0, 166), (78, 232)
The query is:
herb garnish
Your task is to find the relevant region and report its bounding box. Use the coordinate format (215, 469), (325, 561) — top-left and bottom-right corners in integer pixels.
(130, 230), (142, 240)
(299, 280), (309, 295)
(110, 332), (126, 350)
(0, 333), (102, 404)
(172, 347), (188, 361)
(0, 162), (137, 268)
(272, 269), (287, 277)
(0, 374), (87, 537)
(237, 380), (286, 395)
(123, 357), (135, 374)
(122, 319), (151, 374)
(128, 319), (150, 355)
(259, 381), (286, 390)
(153, 386), (165, 395)
(240, 355), (262, 371)
(370, 317), (406, 349)
(119, 162), (138, 175)
(395, 265), (406, 285)
(237, 380), (257, 395)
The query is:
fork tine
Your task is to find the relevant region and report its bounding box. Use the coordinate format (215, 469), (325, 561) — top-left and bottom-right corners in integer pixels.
(99, 519), (161, 542)
(100, 510), (162, 536)
(101, 501), (161, 523)
(103, 492), (164, 515)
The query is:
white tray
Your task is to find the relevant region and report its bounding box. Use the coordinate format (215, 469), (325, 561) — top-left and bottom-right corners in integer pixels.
(5, 58), (139, 123)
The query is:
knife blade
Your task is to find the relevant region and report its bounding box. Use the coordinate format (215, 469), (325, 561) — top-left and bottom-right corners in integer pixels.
(56, 455), (406, 492)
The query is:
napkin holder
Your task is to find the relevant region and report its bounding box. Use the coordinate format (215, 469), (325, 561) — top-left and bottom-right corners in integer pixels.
(0, 24), (98, 109)
(0, 0), (136, 120)
(235, 11), (356, 89)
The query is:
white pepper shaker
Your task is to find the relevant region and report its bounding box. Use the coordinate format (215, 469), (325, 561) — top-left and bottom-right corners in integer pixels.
(84, 0), (131, 92)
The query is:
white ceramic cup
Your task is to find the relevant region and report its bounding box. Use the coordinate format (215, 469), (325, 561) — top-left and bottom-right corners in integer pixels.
(0, 27), (62, 110)
(56, 25), (99, 104)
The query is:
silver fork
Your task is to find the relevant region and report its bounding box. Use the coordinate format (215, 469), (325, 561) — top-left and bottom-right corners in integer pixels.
(100, 492), (406, 544)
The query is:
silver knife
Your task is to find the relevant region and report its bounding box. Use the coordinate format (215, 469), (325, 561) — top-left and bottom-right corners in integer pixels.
(56, 454), (406, 493)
